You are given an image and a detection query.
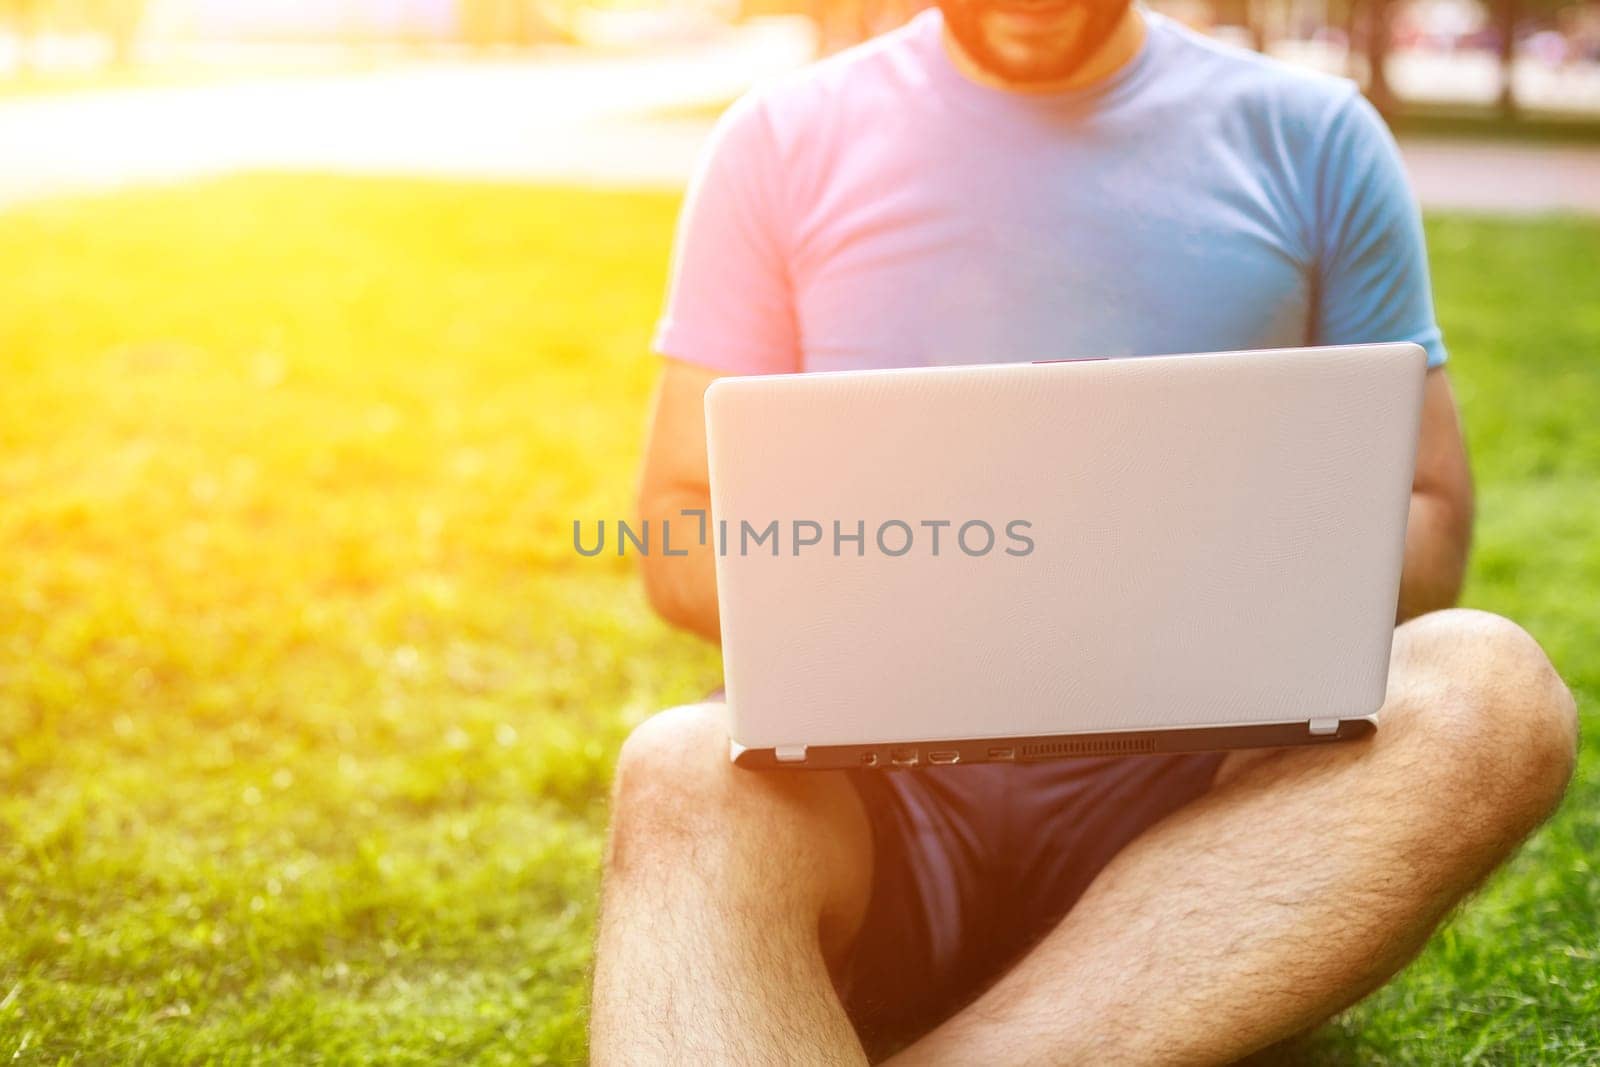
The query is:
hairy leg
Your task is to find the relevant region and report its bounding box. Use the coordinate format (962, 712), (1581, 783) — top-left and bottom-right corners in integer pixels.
(892, 609), (1578, 1066)
(590, 703), (875, 1065)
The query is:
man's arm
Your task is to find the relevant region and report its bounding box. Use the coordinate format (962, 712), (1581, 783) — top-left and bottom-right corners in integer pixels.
(637, 358), (725, 643)
(1296, 87), (1469, 620)
(633, 92), (795, 644)
(1397, 367), (1473, 622)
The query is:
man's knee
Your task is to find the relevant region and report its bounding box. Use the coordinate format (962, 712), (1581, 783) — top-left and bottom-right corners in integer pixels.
(609, 704), (738, 851)
(615, 702), (730, 787)
(606, 704), (872, 897)
(1393, 609), (1577, 835)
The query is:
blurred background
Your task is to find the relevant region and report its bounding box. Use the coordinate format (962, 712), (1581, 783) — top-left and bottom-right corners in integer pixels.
(1, 0), (1597, 1063)
(2, 0), (1599, 206)
(5, 0), (1600, 112)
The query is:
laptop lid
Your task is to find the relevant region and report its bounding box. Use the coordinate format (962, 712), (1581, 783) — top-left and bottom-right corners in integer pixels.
(704, 344), (1426, 764)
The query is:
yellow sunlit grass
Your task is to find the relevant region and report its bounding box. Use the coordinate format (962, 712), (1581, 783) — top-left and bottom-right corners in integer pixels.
(0, 174), (719, 1060)
(1, 174), (1597, 1060)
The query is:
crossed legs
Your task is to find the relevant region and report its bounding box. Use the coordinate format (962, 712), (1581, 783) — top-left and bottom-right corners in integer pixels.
(590, 701), (873, 1064)
(589, 610), (1577, 1065)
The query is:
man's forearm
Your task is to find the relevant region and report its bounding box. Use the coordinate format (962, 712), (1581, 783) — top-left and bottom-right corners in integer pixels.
(1396, 489), (1471, 623)
(641, 484), (1464, 638)
(639, 493), (722, 643)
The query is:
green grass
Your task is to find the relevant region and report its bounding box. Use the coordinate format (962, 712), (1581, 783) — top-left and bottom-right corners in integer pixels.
(1388, 107), (1600, 147)
(0, 177), (1596, 1063)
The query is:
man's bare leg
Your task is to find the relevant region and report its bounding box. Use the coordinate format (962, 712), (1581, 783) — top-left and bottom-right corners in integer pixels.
(893, 609), (1579, 1065)
(590, 703), (875, 1065)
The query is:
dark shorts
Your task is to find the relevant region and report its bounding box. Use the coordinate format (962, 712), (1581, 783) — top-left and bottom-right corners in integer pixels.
(838, 753), (1225, 1055)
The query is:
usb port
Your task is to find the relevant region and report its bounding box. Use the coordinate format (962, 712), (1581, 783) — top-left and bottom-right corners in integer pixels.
(890, 747), (919, 767)
(987, 747), (1016, 761)
(927, 750), (960, 765)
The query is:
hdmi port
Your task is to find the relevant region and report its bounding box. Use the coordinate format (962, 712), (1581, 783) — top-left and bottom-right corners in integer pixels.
(927, 750), (961, 765)
(890, 747), (919, 767)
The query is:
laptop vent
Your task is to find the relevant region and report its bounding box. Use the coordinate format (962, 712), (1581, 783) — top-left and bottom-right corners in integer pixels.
(1022, 737), (1157, 758)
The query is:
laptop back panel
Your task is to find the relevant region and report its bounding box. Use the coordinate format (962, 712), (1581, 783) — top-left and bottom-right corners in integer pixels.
(704, 344), (1426, 760)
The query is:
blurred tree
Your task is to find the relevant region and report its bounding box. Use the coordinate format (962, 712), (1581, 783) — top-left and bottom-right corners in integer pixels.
(1, 0), (44, 72)
(2, 0), (147, 71)
(82, 0), (145, 67)
(457, 0), (571, 48)
(1361, 0), (1397, 114)
(1244, 0), (1267, 52)
(810, 0), (927, 51)
(1493, 0), (1519, 116)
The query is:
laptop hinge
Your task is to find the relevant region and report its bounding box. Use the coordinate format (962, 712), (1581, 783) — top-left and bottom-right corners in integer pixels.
(1308, 718), (1340, 736)
(774, 744), (808, 763)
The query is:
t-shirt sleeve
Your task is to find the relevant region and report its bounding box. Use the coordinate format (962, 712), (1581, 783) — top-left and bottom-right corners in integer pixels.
(652, 96), (799, 376)
(1310, 88), (1447, 368)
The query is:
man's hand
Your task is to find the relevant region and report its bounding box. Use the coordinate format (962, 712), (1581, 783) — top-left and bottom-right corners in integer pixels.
(637, 359), (725, 643)
(1398, 367), (1474, 621)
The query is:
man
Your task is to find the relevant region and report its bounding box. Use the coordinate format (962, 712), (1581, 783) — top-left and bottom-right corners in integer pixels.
(591, 0), (1579, 1060)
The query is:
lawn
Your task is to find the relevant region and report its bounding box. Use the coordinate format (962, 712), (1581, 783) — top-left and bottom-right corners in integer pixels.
(0, 176), (1596, 1063)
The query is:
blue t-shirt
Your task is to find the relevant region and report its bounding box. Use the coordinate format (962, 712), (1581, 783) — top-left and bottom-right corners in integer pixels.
(654, 9), (1446, 374)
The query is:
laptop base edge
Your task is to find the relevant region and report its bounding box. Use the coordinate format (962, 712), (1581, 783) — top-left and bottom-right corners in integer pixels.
(731, 718), (1377, 771)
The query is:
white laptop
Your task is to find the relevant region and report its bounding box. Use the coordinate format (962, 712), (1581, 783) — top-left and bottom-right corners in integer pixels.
(704, 343), (1427, 770)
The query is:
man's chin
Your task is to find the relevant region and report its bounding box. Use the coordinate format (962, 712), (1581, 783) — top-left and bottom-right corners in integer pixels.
(965, 36), (1092, 85)
(941, 0), (1129, 87)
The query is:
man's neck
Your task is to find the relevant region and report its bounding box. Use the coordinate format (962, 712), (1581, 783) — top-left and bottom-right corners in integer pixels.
(941, 6), (1146, 95)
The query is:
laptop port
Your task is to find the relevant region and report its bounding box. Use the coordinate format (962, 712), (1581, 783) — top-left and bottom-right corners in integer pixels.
(890, 747), (919, 767)
(859, 751), (879, 767)
(987, 746), (1016, 761)
(927, 750), (961, 765)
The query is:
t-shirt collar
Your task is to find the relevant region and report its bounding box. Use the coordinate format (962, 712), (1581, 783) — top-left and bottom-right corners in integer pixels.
(914, 5), (1168, 112)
